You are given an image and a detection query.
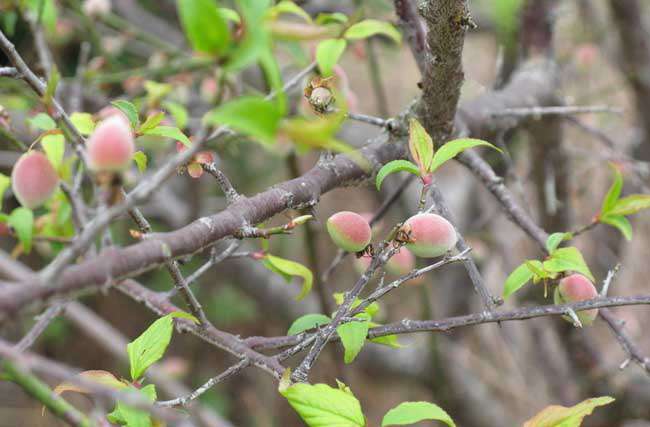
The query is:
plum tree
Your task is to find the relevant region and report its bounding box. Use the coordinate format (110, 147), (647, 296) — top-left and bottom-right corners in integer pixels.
(11, 151), (59, 209)
(402, 213), (457, 258)
(326, 211), (372, 253)
(554, 273), (599, 325)
(86, 115), (135, 172)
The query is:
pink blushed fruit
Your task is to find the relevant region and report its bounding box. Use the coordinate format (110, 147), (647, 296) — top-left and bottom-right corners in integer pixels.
(386, 248), (416, 276)
(403, 213), (457, 258)
(326, 211), (372, 253)
(11, 151), (59, 209)
(86, 115), (135, 172)
(554, 274), (599, 325)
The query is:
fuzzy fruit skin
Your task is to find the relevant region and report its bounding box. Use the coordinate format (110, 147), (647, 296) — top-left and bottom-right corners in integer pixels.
(86, 115), (135, 172)
(11, 151), (59, 209)
(554, 274), (599, 325)
(403, 213), (457, 258)
(326, 211), (372, 252)
(386, 248), (416, 276)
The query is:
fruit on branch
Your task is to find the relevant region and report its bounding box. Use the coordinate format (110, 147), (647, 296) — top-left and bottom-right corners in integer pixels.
(86, 115), (135, 172)
(11, 151), (59, 209)
(386, 247), (416, 275)
(309, 87), (334, 113)
(402, 213), (457, 258)
(554, 273), (599, 326)
(327, 211), (372, 252)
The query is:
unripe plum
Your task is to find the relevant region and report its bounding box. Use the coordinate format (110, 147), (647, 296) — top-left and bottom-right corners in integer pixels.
(403, 213), (457, 258)
(11, 151), (59, 209)
(326, 211), (371, 253)
(554, 273), (599, 325)
(87, 115), (135, 172)
(386, 247), (416, 276)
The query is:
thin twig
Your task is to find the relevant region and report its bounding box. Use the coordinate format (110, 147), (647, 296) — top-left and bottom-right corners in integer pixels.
(202, 163), (241, 204)
(15, 303), (66, 352)
(492, 105), (623, 117)
(292, 244), (400, 383)
(157, 359), (250, 407)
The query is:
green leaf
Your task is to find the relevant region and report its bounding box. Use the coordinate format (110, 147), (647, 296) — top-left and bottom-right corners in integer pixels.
(53, 370), (127, 397)
(344, 19), (401, 43)
(280, 382), (365, 427)
(382, 401), (455, 427)
(288, 314), (331, 335)
(523, 396), (614, 427)
(376, 160), (420, 190)
(127, 312), (196, 381)
(259, 47), (286, 114)
(133, 151), (148, 173)
(524, 259), (554, 281)
(491, 0), (523, 47)
(332, 293), (380, 318)
(138, 112), (165, 133)
(429, 138), (500, 174)
(142, 126), (192, 147)
(600, 164), (623, 215)
(162, 101), (188, 129)
(26, 0), (58, 34)
(281, 113), (350, 152)
(0, 173), (10, 210)
(600, 214), (632, 241)
(28, 113), (56, 131)
(1, 11), (18, 36)
(408, 118), (434, 175)
(263, 255), (312, 300)
(316, 38), (347, 77)
(111, 100), (139, 129)
(69, 112), (95, 136)
(107, 384), (157, 427)
(607, 195), (650, 216)
(368, 322), (401, 348)
(204, 96), (282, 146)
(41, 133), (65, 170)
(546, 232), (572, 254)
(336, 315), (370, 364)
(218, 8), (241, 23)
(369, 334), (402, 348)
(316, 12), (348, 25)
(176, 0), (230, 55)
(543, 247), (595, 281)
(226, 0), (271, 71)
(44, 66), (60, 106)
(268, 1), (312, 22)
(9, 207), (34, 254)
(503, 262), (534, 298)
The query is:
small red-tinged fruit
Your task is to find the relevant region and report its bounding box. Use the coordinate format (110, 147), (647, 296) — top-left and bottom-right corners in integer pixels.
(554, 274), (599, 326)
(87, 115), (135, 172)
(386, 247), (416, 276)
(327, 211), (372, 252)
(11, 151), (59, 209)
(402, 213), (457, 258)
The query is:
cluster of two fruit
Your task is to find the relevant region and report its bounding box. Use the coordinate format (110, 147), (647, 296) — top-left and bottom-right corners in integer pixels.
(326, 211), (458, 281)
(12, 115), (134, 210)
